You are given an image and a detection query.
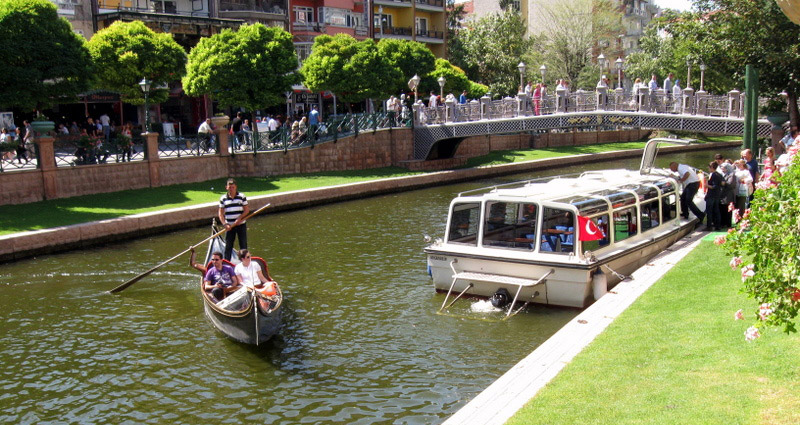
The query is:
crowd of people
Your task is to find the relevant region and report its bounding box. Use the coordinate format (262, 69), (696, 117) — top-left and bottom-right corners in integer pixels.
(0, 120), (34, 164)
(672, 130), (798, 232)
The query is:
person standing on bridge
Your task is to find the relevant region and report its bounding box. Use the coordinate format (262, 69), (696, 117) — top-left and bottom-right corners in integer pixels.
(219, 178), (250, 261)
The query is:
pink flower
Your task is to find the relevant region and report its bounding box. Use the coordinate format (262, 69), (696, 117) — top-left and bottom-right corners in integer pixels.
(729, 256), (743, 269)
(734, 309), (744, 320)
(727, 202), (735, 212)
(742, 209), (750, 219)
(745, 326), (760, 342)
(792, 289), (800, 302)
(758, 303), (773, 320)
(739, 219), (749, 231)
(731, 209), (741, 224)
(741, 264), (755, 282)
(714, 235), (726, 246)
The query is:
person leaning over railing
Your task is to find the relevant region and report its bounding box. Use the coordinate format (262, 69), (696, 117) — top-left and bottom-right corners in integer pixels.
(197, 118), (214, 153)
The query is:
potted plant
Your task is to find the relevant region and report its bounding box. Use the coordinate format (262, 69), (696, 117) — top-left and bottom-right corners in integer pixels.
(210, 112), (230, 128)
(761, 96), (789, 129)
(30, 112), (55, 135)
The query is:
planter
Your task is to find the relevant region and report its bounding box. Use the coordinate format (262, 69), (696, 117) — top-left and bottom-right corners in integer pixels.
(210, 116), (230, 129)
(30, 120), (55, 135)
(766, 112), (789, 129)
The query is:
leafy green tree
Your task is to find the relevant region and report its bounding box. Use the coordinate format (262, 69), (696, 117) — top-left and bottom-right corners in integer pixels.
(184, 24), (299, 111)
(694, 0), (800, 127)
(301, 34), (400, 111)
(421, 58), (470, 97)
(536, 0), (623, 86)
(0, 0), (93, 111)
(377, 38), (436, 95)
(453, 10), (528, 96)
(87, 20), (186, 105)
(446, 0), (468, 62)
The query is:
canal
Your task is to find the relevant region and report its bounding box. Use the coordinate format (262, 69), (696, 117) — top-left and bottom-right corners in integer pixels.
(0, 148), (736, 424)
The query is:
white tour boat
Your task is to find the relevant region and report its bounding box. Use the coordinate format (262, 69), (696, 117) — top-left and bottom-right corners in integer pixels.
(425, 138), (705, 313)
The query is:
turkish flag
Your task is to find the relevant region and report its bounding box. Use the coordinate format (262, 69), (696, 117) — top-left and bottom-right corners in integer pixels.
(578, 216), (604, 241)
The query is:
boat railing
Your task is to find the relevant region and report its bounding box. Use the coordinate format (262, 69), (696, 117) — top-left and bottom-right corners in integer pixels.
(457, 172), (584, 197)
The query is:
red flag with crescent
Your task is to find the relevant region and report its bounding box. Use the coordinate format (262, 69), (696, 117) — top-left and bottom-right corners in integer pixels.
(578, 216), (604, 241)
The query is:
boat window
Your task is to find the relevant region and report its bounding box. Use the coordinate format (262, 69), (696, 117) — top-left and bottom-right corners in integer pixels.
(622, 184), (659, 201)
(447, 202), (480, 245)
(553, 195), (608, 216)
(540, 207), (575, 254)
(605, 191), (636, 209)
(640, 200), (660, 232)
(482, 202), (539, 251)
(655, 180), (676, 194)
(662, 193), (677, 220)
(581, 214), (610, 252)
(613, 206), (637, 242)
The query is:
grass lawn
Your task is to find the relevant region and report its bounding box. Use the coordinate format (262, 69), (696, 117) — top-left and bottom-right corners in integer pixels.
(506, 241), (800, 425)
(0, 136), (740, 236)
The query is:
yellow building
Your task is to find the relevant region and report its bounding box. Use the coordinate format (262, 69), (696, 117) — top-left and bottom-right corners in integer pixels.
(373, 0), (446, 58)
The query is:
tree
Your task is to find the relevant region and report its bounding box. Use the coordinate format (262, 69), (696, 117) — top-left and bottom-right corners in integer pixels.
(694, 0), (800, 128)
(454, 10), (529, 96)
(301, 34), (400, 111)
(421, 58), (470, 97)
(0, 0), (93, 111)
(87, 21), (186, 105)
(184, 24), (300, 111)
(446, 0), (468, 61)
(377, 38), (436, 95)
(536, 0), (623, 86)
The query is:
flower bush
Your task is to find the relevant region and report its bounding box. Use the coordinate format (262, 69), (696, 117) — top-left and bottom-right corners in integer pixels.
(722, 144), (800, 339)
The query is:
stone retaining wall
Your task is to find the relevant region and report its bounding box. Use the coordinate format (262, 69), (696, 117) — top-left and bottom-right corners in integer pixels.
(0, 141), (739, 263)
(1, 128), (649, 206)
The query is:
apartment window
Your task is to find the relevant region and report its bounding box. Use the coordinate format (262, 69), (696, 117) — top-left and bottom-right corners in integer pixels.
(294, 6), (313, 23)
(374, 13), (391, 30)
(153, 0), (177, 13)
(320, 7), (351, 27)
(415, 17), (427, 35)
(295, 43), (312, 64)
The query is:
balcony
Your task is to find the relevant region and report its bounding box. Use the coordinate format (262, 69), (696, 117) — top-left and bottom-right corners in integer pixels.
(97, 0), (209, 17)
(416, 29), (444, 41)
(374, 0), (412, 8)
(292, 21), (326, 33)
(219, 0), (287, 19)
(415, 0), (444, 10)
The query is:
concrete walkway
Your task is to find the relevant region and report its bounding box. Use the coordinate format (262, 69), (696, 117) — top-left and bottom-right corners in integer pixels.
(441, 229), (707, 425)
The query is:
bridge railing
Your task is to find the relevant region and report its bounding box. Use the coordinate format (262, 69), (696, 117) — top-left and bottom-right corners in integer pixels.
(412, 88), (756, 126)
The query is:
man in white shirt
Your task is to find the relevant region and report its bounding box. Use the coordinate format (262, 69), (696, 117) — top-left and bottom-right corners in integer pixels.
(99, 112), (111, 142)
(267, 115), (279, 132)
(198, 118), (214, 152)
(670, 162), (704, 221)
(663, 73), (674, 96)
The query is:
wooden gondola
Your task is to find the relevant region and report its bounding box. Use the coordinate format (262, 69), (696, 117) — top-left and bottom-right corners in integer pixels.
(198, 222), (282, 345)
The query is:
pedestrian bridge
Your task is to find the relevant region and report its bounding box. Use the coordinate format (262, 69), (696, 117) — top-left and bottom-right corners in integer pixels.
(411, 89), (775, 160)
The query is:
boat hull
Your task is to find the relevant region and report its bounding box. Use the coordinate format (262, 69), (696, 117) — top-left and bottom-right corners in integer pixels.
(202, 293), (281, 345)
(427, 219), (697, 308)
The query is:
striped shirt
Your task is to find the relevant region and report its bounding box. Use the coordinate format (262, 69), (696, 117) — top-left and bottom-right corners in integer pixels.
(220, 192), (248, 224)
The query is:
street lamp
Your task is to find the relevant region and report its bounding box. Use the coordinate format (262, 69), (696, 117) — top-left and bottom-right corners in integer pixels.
(597, 53), (607, 80)
(699, 62), (706, 93)
(686, 58), (692, 89)
(437, 76), (446, 99)
(615, 57), (624, 89)
(539, 64), (546, 84)
(408, 74), (420, 103)
(139, 78), (152, 132)
(377, 6), (383, 37)
(518, 61), (526, 91)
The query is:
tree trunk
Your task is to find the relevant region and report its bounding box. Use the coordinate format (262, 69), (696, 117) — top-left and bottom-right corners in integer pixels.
(788, 91), (799, 131)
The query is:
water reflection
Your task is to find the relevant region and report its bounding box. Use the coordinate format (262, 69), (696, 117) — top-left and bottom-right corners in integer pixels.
(0, 147), (735, 424)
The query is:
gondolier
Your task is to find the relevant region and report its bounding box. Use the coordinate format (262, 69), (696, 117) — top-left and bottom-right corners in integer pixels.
(219, 178), (250, 260)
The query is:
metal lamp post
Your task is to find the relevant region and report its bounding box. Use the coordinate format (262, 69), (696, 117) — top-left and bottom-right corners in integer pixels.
(615, 57), (624, 89)
(686, 59), (692, 89)
(408, 74), (420, 103)
(539, 64), (546, 84)
(378, 6), (383, 37)
(699, 63), (706, 93)
(139, 78), (152, 132)
(518, 61), (526, 91)
(437, 76), (446, 99)
(597, 53), (606, 80)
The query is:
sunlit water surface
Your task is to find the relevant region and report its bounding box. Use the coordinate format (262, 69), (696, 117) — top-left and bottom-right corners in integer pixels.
(0, 148), (734, 424)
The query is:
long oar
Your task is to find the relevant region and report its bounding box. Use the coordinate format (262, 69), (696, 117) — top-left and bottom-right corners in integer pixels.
(109, 202), (272, 294)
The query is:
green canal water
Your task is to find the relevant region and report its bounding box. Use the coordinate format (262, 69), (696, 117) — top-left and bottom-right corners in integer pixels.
(0, 148), (736, 424)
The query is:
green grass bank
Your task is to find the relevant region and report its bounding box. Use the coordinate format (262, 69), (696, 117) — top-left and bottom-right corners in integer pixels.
(507, 240), (800, 425)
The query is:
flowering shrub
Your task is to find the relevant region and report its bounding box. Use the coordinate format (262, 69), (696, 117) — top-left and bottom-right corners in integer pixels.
(722, 147), (800, 338)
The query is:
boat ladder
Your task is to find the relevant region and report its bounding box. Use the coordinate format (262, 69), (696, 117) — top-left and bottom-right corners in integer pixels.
(439, 259), (554, 320)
